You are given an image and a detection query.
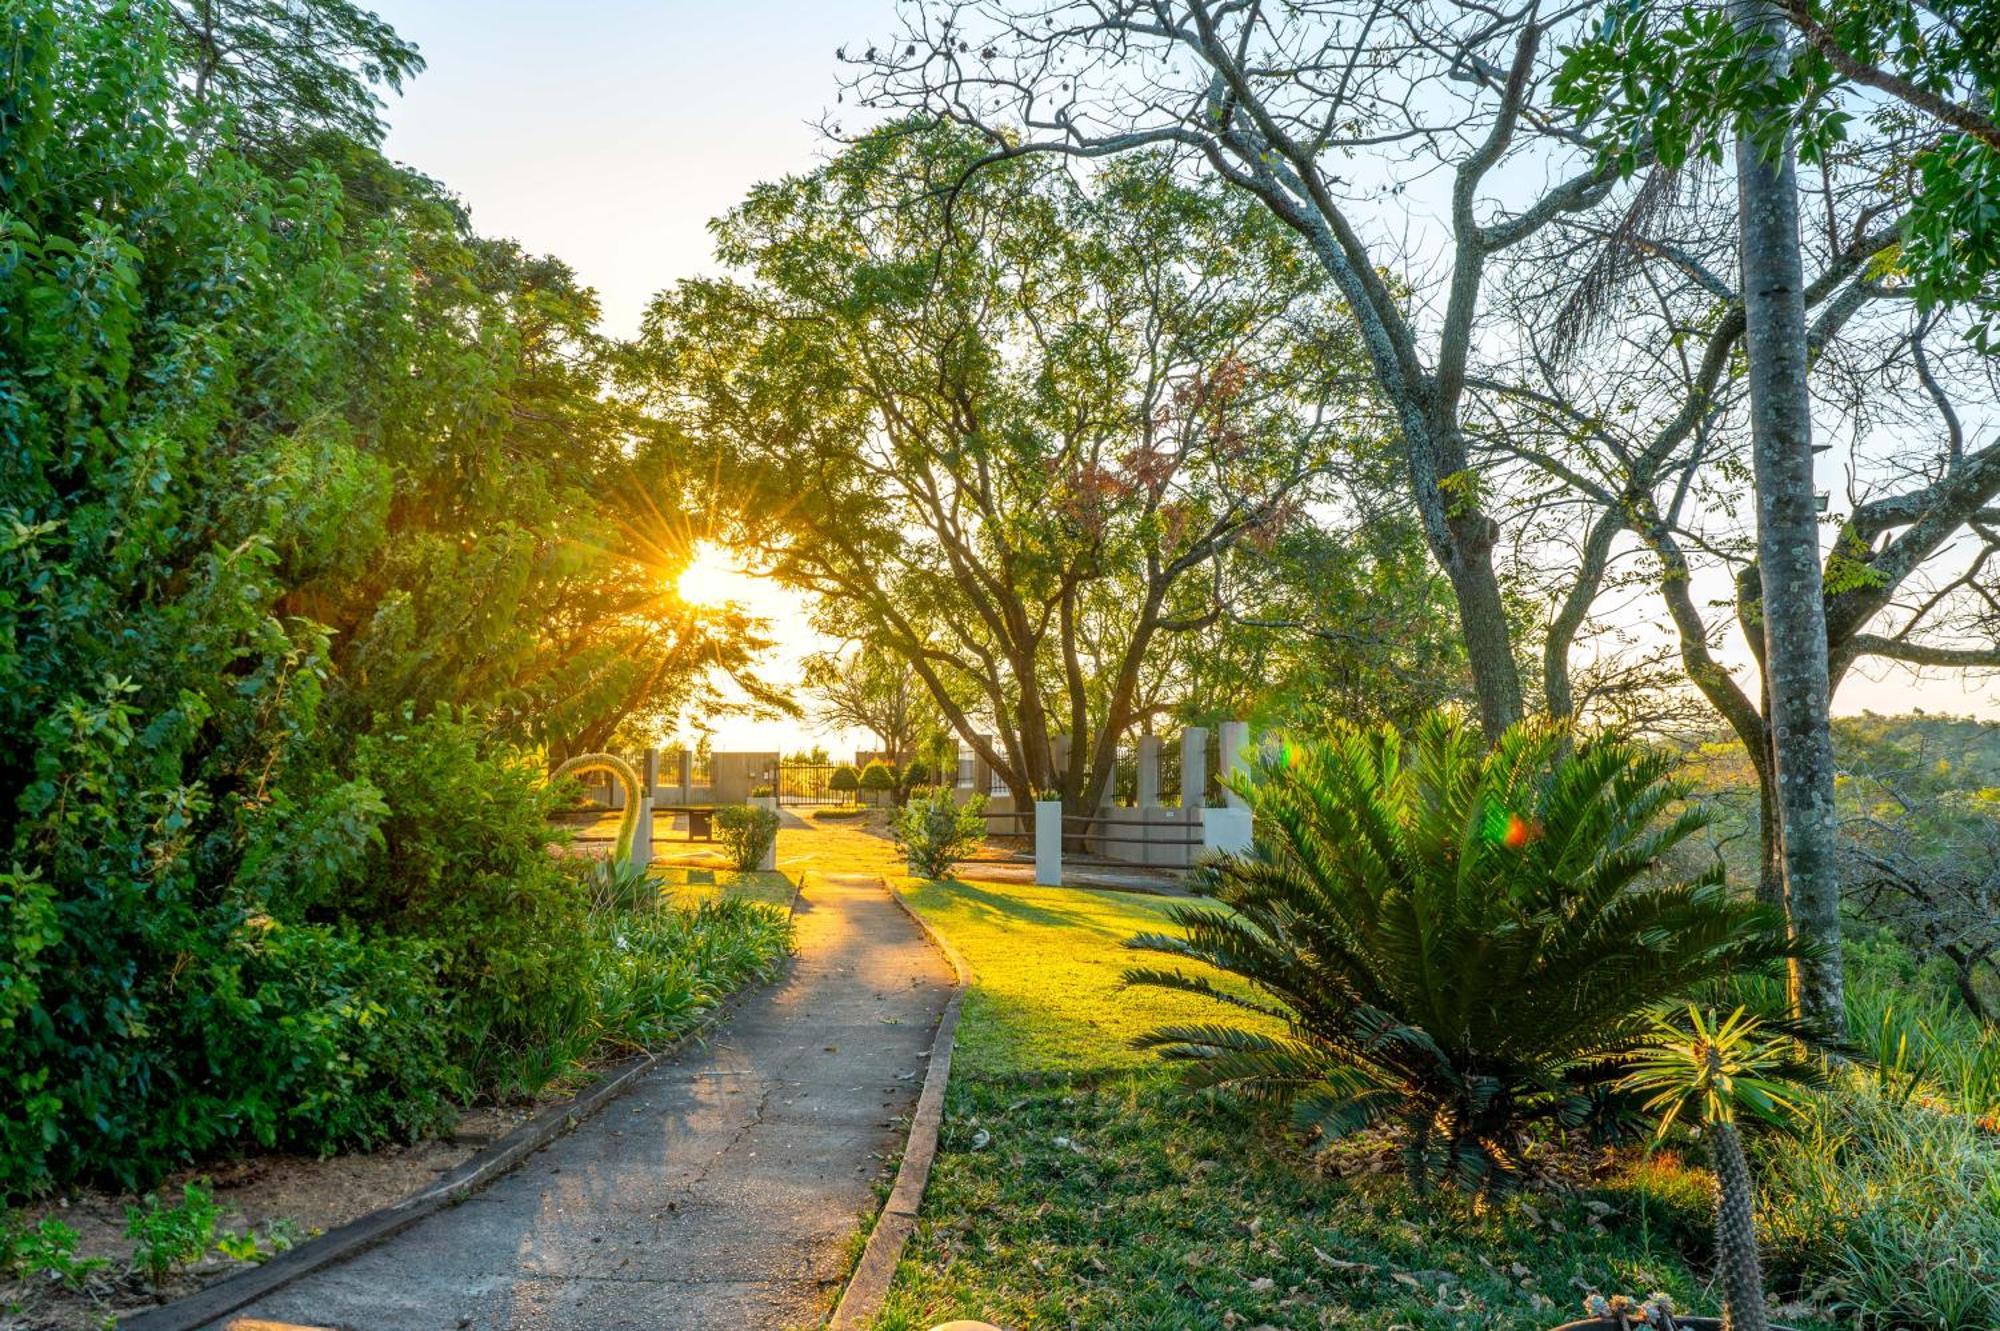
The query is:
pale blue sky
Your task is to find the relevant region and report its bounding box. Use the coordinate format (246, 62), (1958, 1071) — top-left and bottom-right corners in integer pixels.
(372, 0), (889, 337)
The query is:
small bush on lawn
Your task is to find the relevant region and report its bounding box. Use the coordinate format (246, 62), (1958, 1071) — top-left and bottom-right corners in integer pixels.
(715, 803), (781, 871)
(859, 760), (898, 801)
(1126, 711), (1802, 1191)
(894, 789), (988, 879)
(830, 764), (861, 798)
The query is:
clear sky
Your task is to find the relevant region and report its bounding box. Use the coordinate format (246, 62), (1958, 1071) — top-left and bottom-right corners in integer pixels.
(367, 0), (1996, 750)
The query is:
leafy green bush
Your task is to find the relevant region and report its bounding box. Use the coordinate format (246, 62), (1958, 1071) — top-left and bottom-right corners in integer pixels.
(1125, 712), (1801, 1190)
(126, 1182), (221, 1287)
(585, 898), (792, 1055)
(350, 712), (594, 1094)
(902, 759), (936, 789)
(0, 1216), (106, 1290)
(893, 789), (988, 879)
(714, 803), (781, 871)
(830, 764), (862, 795)
(859, 760), (898, 798)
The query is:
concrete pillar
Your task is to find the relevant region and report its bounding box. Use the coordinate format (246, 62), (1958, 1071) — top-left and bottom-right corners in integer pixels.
(749, 794), (779, 871)
(971, 736), (995, 797)
(642, 748), (659, 804)
(1034, 799), (1063, 886)
(1136, 735), (1161, 809)
(1180, 726), (1208, 809)
(1202, 806), (1253, 857)
(676, 748), (692, 805)
(1220, 720), (1251, 810)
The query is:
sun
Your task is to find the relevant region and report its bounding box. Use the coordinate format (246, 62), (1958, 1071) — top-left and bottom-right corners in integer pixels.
(676, 539), (751, 607)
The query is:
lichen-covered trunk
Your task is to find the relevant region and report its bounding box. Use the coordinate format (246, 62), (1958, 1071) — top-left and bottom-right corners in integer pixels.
(1710, 1122), (1771, 1331)
(1734, 0), (1845, 1035)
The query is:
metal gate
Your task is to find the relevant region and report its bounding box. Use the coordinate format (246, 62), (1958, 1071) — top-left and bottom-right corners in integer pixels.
(775, 762), (851, 808)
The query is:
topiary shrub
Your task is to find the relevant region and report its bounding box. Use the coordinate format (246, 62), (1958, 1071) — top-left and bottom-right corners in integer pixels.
(830, 764), (861, 799)
(893, 789), (988, 880)
(714, 803), (781, 871)
(1125, 712), (1806, 1192)
(858, 759), (898, 804)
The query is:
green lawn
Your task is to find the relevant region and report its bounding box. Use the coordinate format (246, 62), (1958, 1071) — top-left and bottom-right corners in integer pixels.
(652, 865), (799, 911)
(873, 877), (1801, 1331)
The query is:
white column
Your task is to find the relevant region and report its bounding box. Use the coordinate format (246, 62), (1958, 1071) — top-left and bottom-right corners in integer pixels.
(1180, 726), (1208, 809)
(1136, 735), (1161, 809)
(1220, 721), (1252, 810)
(1034, 799), (1064, 886)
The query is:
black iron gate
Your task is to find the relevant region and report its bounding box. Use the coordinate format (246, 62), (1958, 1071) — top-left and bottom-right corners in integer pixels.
(776, 762), (851, 808)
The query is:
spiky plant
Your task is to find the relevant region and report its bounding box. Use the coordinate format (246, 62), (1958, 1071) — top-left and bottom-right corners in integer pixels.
(1619, 1006), (1826, 1331)
(1124, 712), (1804, 1191)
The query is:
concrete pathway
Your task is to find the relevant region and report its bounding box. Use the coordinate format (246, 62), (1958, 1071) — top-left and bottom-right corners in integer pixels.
(220, 874), (953, 1331)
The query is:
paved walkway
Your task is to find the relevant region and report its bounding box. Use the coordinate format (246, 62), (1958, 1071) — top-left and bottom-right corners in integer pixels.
(221, 874), (954, 1331)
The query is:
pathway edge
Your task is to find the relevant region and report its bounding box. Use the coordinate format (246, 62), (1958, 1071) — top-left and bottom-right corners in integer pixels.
(122, 875), (803, 1331)
(826, 876), (971, 1331)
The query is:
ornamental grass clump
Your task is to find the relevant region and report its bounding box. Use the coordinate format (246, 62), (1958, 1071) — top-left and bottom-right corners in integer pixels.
(1125, 712), (1805, 1192)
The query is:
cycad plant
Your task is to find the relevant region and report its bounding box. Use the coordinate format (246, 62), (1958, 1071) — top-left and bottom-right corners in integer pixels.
(1619, 1007), (1825, 1331)
(1125, 712), (1803, 1190)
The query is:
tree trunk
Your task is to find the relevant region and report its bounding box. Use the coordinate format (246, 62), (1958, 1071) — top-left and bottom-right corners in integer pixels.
(1734, 0), (1845, 1035)
(1710, 1122), (1771, 1331)
(1446, 524), (1524, 742)
(1754, 760), (1786, 909)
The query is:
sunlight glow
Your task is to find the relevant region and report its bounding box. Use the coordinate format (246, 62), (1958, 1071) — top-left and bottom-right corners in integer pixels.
(676, 539), (756, 608)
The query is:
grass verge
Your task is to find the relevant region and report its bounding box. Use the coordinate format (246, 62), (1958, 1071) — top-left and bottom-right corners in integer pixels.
(870, 877), (1838, 1331)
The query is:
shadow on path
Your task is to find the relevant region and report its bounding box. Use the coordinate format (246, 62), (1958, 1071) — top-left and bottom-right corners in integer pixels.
(221, 876), (953, 1331)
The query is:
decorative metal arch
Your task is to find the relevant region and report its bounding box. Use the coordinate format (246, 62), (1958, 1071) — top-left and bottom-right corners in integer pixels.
(551, 752), (644, 863)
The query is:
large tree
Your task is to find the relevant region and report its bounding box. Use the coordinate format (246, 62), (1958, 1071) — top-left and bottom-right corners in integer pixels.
(844, 1), (1666, 738)
(635, 124), (1369, 810)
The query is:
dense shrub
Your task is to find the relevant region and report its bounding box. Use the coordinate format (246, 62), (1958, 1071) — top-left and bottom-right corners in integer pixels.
(830, 764), (862, 797)
(349, 712), (595, 1092)
(1126, 712), (1802, 1190)
(859, 760), (898, 800)
(893, 789), (988, 879)
(714, 803), (781, 871)
(902, 759), (936, 790)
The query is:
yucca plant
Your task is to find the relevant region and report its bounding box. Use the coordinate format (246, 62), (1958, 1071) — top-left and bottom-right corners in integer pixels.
(1619, 1007), (1827, 1331)
(1125, 712), (1804, 1191)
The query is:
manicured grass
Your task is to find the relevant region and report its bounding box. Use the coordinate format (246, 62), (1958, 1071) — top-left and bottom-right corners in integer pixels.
(874, 877), (1837, 1331)
(652, 865), (798, 911)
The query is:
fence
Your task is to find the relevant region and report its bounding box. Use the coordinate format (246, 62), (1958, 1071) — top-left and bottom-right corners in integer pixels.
(776, 762), (854, 808)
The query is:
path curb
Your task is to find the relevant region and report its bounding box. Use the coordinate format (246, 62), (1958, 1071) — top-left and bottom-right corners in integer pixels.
(123, 877), (803, 1331)
(827, 877), (971, 1331)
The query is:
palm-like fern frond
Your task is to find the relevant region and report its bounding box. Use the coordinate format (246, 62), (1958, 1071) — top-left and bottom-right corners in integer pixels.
(1129, 711), (1803, 1191)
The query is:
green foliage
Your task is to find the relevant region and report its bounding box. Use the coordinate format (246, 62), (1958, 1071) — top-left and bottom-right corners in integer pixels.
(1125, 712), (1803, 1191)
(1619, 1006), (1826, 1138)
(830, 764), (861, 793)
(892, 789), (988, 880)
(900, 759), (935, 789)
(713, 803), (780, 872)
(1758, 1086), (2000, 1330)
(1557, 0), (2000, 345)
(0, 1215), (106, 1290)
(125, 1181), (221, 1287)
(858, 760), (898, 794)
(349, 712), (593, 1091)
